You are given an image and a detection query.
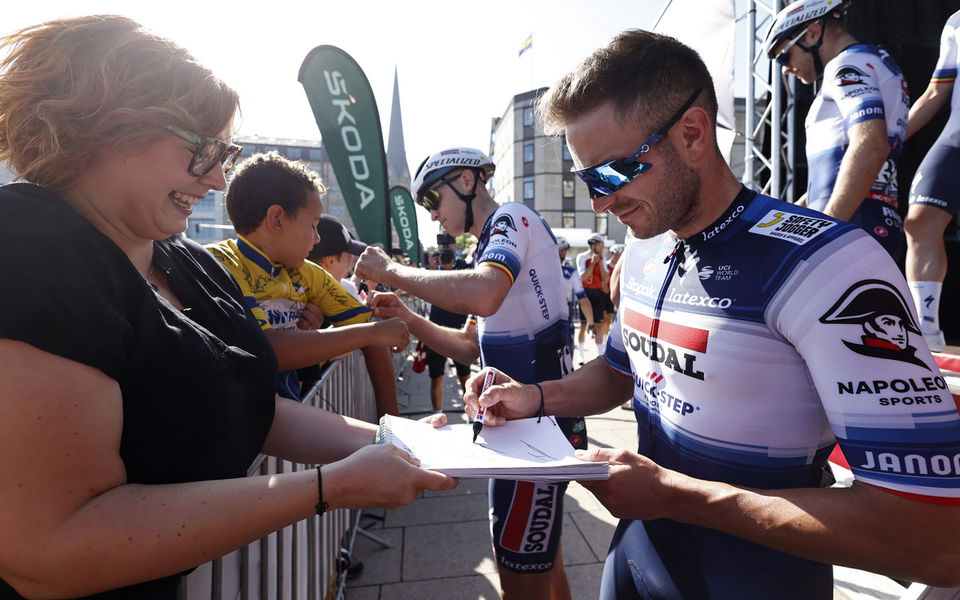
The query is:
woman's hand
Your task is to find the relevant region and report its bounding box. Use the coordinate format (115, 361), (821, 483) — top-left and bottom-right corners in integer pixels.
(322, 444), (457, 510)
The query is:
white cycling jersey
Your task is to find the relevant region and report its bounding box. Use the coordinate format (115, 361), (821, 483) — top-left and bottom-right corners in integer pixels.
(935, 10), (960, 138)
(602, 186), (960, 596)
(606, 187), (960, 500)
(805, 44), (909, 211)
(474, 202), (570, 383)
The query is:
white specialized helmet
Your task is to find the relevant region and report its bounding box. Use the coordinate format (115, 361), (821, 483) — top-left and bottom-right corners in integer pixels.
(412, 147), (496, 202)
(557, 236), (570, 250)
(762, 0), (848, 59)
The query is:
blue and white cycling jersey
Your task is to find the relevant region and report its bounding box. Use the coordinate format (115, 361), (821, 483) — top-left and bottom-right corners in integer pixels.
(607, 187), (960, 498)
(931, 10), (960, 147)
(561, 263), (586, 305)
(805, 44), (909, 212)
(474, 202), (570, 383)
(909, 11), (960, 216)
(601, 186), (960, 597)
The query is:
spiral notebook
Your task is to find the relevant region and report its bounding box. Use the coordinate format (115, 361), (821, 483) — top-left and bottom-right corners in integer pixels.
(375, 414), (609, 481)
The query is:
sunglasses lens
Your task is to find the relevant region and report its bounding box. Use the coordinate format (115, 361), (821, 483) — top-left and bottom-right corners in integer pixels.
(417, 189), (440, 210)
(577, 161), (651, 198)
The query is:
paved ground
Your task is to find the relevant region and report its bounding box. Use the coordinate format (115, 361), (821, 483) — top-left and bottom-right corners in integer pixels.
(346, 341), (626, 599)
(343, 340), (949, 599)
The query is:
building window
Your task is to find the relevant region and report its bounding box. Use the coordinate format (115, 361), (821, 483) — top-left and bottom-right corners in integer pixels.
(562, 178), (575, 199)
(595, 213), (608, 236)
(523, 107), (535, 127)
(523, 177), (535, 201)
(523, 141), (534, 163)
(194, 192), (216, 213)
(562, 212), (575, 228)
(309, 148), (324, 161)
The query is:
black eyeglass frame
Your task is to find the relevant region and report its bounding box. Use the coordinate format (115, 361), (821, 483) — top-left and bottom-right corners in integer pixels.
(166, 125), (243, 178)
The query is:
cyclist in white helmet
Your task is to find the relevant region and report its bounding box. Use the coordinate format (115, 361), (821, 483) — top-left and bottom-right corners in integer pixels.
(356, 147), (585, 600)
(765, 0), (909, 260)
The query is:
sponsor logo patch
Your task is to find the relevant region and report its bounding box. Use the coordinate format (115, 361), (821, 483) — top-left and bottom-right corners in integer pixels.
(749, 210), (836, 245)
(491, 214), (517, 237)
(819, 279), (930, 369)
(500, 482), (558, 554)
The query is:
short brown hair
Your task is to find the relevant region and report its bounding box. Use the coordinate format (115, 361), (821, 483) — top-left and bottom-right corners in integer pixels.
(0, 15), (239, 192)
(225, 152), (325, 235)
(536, 29), (718, 137)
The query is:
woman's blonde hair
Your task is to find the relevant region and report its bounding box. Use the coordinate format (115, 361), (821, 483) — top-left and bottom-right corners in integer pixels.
(0, 15), (240, 192)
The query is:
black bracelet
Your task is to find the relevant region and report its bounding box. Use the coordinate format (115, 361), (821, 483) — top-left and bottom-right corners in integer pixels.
(315, 466), (328, 515)
(533, 382), (545, 423)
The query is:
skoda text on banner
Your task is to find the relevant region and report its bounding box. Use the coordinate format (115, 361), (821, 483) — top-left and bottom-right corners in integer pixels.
(299, 45), (390, 248)
(389, 186), (420, 266)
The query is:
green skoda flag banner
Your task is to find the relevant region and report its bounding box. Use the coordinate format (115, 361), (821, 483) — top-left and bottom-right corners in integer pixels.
(299, 45), (390, 247)
(389, 186), (420, 266)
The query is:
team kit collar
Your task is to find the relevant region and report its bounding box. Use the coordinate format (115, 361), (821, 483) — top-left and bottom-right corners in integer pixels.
(679, 186), (756, 247)
(236, 235), (284, 278)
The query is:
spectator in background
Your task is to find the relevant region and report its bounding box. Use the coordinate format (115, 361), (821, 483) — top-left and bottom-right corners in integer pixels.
(902, 9), (960, 351)
(558, 236), (595, 366)
(308, 215), (366, 302)
(607, 243), (624, 311)
(423, 232), (474, 410)
(206, 152), (406, 417)
(577, 233), (610, 355)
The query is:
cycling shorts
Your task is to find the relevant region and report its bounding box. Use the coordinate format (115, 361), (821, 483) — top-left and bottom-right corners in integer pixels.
(489, 416), (587, 573)
(599, 519), (833, 599)
(425, 345), (471, 379)
(583, 287), (608, 323)
(909, 142), (960, 218)
(849, 197), (905, 261)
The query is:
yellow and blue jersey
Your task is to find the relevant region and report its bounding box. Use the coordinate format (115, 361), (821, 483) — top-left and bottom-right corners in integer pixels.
(206, 235), (372, 398)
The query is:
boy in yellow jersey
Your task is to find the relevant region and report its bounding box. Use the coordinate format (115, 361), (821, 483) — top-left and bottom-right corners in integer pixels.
(206, 152), (407, 416)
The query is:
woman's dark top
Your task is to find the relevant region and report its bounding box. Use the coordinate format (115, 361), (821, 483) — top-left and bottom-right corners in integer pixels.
(0, 183), (278, 599)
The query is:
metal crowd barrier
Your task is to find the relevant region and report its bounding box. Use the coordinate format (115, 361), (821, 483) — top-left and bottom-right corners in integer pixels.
(178, 350), (376, 600)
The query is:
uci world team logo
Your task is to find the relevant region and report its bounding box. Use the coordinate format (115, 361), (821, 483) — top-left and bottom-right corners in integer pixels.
(819, 280), (929, 369)
(491, 214), (517, 237)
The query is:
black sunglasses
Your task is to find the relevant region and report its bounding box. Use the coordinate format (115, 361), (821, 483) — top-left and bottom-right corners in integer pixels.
(166, 125), (243, 178)
(775, 26), (810, 68)
(416, 170), (465, 211)
(572, 87), (702, 199)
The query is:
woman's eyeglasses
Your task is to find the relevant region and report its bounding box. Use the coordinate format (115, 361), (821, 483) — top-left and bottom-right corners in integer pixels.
(573, 87), (702, 199)
(166, 125), (243, 177)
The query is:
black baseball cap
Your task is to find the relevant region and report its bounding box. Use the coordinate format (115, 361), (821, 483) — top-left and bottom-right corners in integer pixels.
(312, 216), (367, 258)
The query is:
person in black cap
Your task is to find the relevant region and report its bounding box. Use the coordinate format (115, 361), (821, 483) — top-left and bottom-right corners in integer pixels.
(308, 215), (367, 301)
(206, 152), (406, 417)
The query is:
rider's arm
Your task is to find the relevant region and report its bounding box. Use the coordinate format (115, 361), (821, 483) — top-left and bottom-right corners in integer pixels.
(905, 79), (952, 140)
(907, 17), (958, 140)
(367, 261), (512, 317)
(822, 117), (889, 222)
